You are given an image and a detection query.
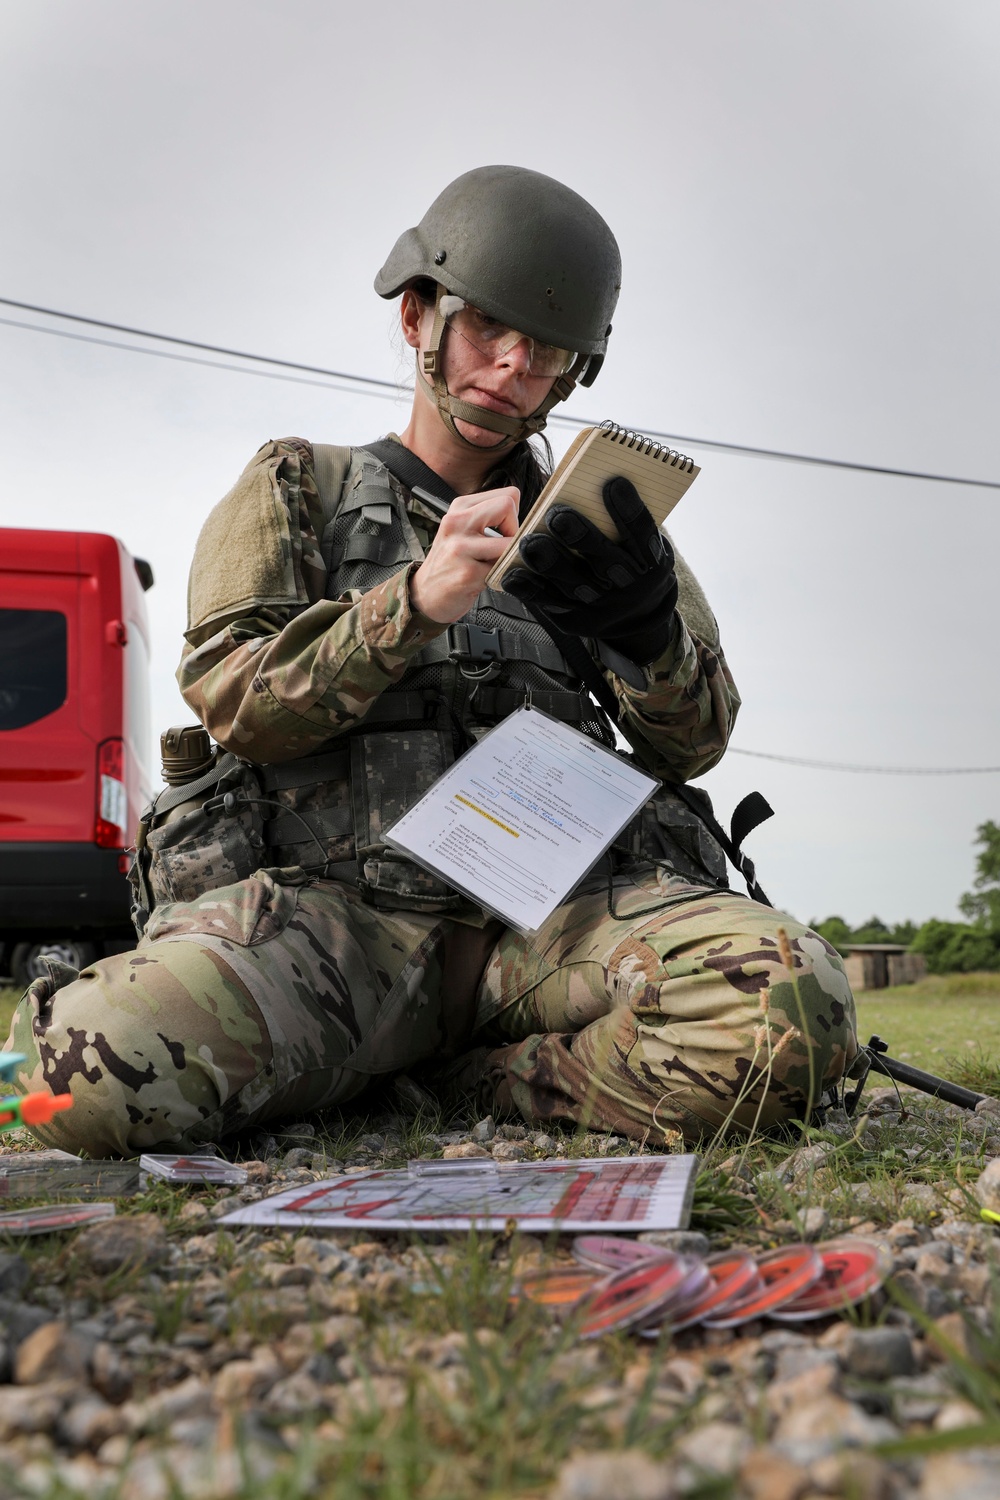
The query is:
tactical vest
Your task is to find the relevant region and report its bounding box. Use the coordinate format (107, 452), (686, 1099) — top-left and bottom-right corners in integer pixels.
(253, 445), (728, 915)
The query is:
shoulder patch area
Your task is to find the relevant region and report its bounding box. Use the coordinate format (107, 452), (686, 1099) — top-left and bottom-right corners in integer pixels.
(187, 442), (309, 635)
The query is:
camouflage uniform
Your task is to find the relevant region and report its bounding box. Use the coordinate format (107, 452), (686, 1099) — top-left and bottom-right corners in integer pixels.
(5, 438), (857, 1156)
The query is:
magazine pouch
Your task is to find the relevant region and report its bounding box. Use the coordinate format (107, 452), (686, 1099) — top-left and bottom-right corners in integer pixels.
(351, 729), (466, 912)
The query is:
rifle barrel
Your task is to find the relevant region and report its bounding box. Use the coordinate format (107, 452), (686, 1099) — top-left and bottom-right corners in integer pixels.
(866, 1050), (987, 1111)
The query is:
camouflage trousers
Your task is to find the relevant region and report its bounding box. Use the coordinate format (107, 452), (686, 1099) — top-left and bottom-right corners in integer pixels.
(5, 864), (857, 1157)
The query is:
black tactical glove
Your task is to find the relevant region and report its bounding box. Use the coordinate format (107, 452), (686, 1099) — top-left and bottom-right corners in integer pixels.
(503, 476), (679, 666)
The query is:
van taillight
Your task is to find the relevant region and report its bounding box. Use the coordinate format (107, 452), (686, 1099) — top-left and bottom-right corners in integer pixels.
(95, 738), (128, 848)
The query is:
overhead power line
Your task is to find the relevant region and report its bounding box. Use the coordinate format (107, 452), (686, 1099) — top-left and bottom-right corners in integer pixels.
(0, 296), (398, 391)
(728, 747), (1000, 775)
(0, 315), (406, 403)
(3, 295), (1000, 492)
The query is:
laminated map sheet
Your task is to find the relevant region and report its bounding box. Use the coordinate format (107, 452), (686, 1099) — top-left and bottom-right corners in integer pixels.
(220, 1154), (699, 1233)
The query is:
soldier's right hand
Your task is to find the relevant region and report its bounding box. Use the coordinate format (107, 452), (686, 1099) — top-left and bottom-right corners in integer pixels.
(409, 487), (519, 623)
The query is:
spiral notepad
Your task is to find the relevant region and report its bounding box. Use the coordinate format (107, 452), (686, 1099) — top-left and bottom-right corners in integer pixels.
(486, 421), (700, 589)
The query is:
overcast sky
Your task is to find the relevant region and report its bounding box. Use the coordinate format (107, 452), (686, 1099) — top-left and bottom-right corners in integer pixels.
(1, 0), (997, 928)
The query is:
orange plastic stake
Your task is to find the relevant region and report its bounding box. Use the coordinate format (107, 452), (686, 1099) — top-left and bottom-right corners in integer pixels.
(0, 1092), (74, 1130)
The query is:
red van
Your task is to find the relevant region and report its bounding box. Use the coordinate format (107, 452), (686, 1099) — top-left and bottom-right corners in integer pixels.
(0, 529), (154, 988)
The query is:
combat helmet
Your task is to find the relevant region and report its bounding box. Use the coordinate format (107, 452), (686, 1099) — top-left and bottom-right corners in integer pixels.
(375, 165), (622, 448)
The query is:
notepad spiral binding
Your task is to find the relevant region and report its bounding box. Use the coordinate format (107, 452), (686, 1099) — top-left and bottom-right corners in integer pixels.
(599, 420), (695, 473)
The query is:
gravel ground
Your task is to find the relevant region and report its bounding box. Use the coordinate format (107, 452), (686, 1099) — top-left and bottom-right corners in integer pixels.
(2, 1089), (1000, 1500)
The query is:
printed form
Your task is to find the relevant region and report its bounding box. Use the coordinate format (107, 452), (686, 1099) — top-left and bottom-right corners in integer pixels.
(385, 707), (659, 932)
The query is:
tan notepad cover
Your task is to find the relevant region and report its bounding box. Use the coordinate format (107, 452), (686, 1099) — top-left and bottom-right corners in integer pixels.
(487, 423), (700, 589)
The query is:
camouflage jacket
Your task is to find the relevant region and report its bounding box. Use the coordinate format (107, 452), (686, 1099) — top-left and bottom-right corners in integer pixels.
(177, 437), (741, 911)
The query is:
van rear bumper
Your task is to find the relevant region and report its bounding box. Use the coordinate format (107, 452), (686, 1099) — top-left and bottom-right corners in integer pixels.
(0, 843), (132, 933)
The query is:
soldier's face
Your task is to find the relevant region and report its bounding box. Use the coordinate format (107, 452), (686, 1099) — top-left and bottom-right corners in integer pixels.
(402, 291), (557, 449)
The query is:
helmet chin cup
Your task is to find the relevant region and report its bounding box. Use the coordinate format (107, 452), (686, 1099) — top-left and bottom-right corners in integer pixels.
(414, 357), (518, 451)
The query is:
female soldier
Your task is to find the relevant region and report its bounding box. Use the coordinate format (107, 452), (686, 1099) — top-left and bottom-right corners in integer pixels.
(6, 165), (857, 1157)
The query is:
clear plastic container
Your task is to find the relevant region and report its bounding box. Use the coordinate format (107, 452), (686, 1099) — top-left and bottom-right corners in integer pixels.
(0, 1200), (117, 1235)
(406, 1158), (499, 1178)
(139, 1154), (248, 1186)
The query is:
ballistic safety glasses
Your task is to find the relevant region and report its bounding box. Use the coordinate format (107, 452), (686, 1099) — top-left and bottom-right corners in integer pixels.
(440, 296), (576, 378)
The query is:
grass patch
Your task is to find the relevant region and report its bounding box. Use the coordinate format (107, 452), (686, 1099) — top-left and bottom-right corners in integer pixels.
(941, 1048), (1000, 1097)
(855, 972), (1000, 1074)
(742, 1104), (986, 1231)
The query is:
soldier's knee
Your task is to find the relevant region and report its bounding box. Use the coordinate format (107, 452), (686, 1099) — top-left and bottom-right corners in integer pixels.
(777, 921), (855, 1019)
(5, 943), (271, 1158)
(750, 921), (858, 1093)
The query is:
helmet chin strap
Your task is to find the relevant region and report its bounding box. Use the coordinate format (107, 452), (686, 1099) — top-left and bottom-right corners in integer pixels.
(418, 287), (588, 452)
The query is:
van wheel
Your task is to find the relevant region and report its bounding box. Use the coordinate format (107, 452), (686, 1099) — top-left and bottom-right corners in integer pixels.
(10, 941), (98, 990)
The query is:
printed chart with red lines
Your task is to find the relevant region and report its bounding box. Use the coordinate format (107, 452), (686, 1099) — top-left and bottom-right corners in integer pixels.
(220, 1155), (699, 1233)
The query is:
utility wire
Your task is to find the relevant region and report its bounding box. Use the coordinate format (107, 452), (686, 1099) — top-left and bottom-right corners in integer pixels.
(3, 295), (1000, 492)
(728, 748), (1000, 774)
(0, 316), (409, 404)
(0, 296), (400, 391)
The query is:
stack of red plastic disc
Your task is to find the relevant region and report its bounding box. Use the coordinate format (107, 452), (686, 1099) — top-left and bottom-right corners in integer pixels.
(513, 1235), (889, 1340)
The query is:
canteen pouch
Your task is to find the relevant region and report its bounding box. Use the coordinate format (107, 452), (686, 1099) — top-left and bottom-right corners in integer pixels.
(129, 754), (267, 933)
(351, 728), (466, 913)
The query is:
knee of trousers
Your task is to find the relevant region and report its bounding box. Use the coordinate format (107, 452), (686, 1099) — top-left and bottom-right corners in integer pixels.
(482, 897), (860, 1144)
(4, 942), (272, 1157)
(629, 909), (859, 1127)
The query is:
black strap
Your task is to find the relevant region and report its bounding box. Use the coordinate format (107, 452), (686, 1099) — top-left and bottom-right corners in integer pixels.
(363, 691), (429, 723)
(342, 532), (411, 566)
(731, 790), (774, 855)
(264, 805), (353, 844)
(261, 748), (350, 790)
(714, 792), (773, 907)
(470, 685), (592, 724)
(531, 604), (774, 907)
(362, 438), (458, 505)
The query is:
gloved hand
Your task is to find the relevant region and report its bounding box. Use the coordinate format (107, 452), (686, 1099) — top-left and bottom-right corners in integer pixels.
(503, 476), (679, 666)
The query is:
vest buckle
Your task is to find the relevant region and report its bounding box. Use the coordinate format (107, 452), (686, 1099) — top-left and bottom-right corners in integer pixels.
(448, 623), (502, 663)
(449, 623), (503, 682)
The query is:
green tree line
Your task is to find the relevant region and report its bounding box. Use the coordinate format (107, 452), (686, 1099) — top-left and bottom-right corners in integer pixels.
(813, 820), (1000, 973)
